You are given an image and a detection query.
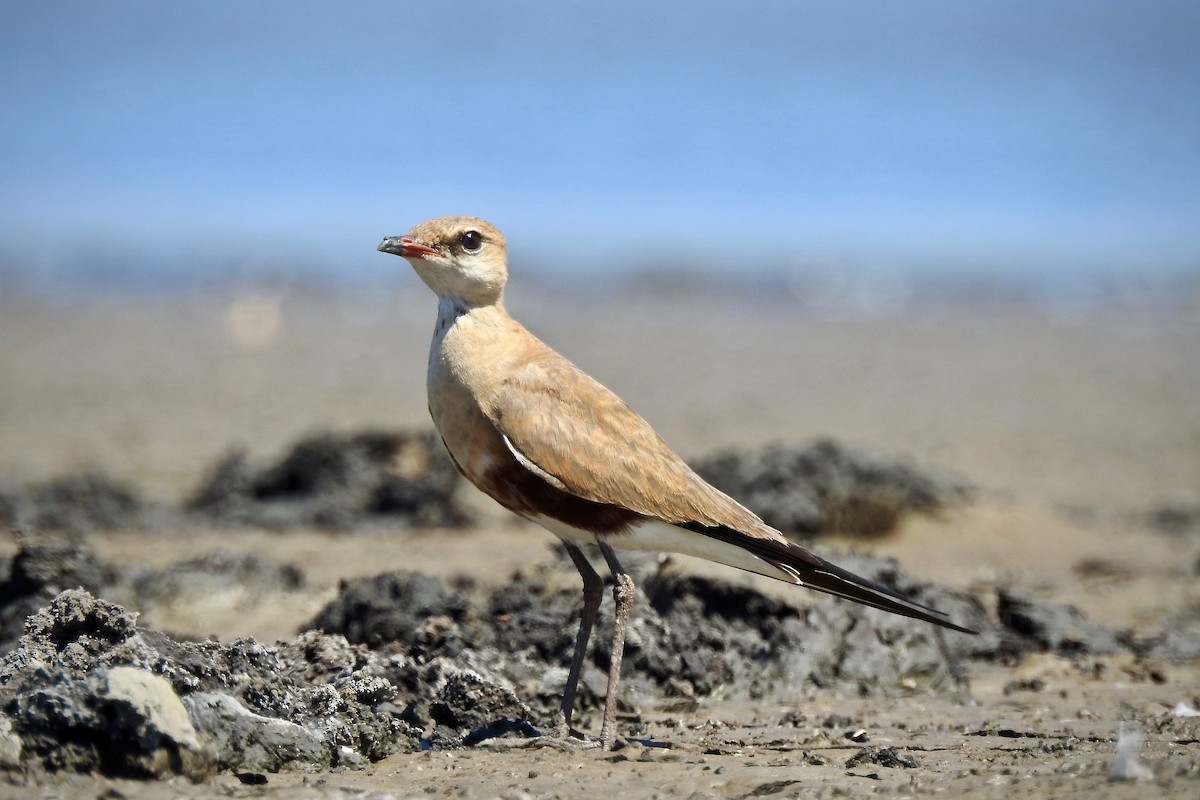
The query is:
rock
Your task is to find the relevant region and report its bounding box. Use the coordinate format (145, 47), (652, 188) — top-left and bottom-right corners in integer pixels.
(1132, 612), (1200, 664)
(744, 780), (802, 796)
(640, 554), (994, 698)
(0, 533), (313, 657)
(306, 571), (478, 652)
(0, 530), (132, 653)
(3, 551), (1140, 779)
(103, 666), (204, 749)
(0, 590), (421, 777)
(996, 589), (1124, 656)
(0, 473), (152, 534)
(306, 554), (996, 732)
(1, 531), (123, 600)
(183, 692), (326, 773)
(186, 429), (472, 530)
(429, 668), (534, 746)
(1145, 493), (1200, 535)
(9, 666), (217, 779)
(693, 439), (973, 536)
(101, 666), (217, 777)
(10, 588), (140, 671)
(315, 551), (995, 710)
(0, 715), (22, 769)
(485, 566), (580, 663)
(846, 746), (921, 769)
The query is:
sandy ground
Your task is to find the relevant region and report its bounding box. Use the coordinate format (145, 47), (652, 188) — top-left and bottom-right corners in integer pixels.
(3, 280), (1197, 511)
(0, 282), (1198, 797)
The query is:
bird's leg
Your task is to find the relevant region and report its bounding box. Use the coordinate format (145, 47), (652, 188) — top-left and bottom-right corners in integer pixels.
(556, 541), (604, 739)
(498, 540), (630, 752)
(597, 540), (634, 751)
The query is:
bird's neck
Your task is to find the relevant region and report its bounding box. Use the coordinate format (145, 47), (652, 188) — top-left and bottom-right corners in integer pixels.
(436, 292), (506, 318)
(433, 294), (510, 338)
(428, 295), (522, 395)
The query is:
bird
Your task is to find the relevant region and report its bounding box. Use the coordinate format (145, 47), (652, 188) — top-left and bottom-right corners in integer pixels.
(378, 216), (975, 750)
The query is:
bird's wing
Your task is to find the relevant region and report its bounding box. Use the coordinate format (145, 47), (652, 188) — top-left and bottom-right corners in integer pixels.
(483, 345), (771, 536)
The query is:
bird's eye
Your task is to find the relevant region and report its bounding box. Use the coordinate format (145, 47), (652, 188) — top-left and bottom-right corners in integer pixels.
(459, 230), (483, 252)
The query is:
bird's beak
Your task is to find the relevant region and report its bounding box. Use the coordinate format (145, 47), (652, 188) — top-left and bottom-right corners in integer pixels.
(378, 236), (440, 259)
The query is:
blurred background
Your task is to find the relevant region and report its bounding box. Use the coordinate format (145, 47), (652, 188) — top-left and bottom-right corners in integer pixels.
(2, 0), (1198, 301)
(0, 1), (1197, 512)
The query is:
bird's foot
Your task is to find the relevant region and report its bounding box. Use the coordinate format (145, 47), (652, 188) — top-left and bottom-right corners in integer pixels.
(477, 721), (624, 751)
(478, 730), (598, 751)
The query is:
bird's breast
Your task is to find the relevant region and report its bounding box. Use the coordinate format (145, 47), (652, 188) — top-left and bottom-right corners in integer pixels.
(427, 347), (499, 483)
(424, 303), (644, 538)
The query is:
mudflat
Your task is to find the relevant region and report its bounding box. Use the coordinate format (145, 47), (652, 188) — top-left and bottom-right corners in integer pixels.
(0, 283), (1197, 798)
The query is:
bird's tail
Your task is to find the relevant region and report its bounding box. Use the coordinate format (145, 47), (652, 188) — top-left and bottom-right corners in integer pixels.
(676, 521), (978, 634)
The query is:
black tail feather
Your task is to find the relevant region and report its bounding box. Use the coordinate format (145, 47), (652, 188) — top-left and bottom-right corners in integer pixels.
(676, 521), (978, 635)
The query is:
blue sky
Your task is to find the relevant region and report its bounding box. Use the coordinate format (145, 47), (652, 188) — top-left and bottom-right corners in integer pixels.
(1, 1), (1198, 290)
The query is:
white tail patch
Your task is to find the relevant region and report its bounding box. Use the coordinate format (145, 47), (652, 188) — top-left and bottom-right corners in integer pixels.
(528, 516), (799, 584)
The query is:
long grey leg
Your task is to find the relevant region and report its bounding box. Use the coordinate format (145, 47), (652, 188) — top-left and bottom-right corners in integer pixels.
(557, 541), (604, 737)
(596, 540), (634, 750)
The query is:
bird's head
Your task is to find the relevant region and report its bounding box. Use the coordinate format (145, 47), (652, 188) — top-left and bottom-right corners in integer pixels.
(378, 216), (508, 306)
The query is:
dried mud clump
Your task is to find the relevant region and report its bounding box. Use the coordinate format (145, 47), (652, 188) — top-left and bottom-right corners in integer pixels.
(0, 532), (302, 655)
(0, 590), (423, 778)
(307, 571), (476, 652)
(1135, 611), (1200, 664)
(0, 547), (1188, 778)
(0, 531), (130, 654)
(308, 553), (996, 714)
(1145, 494), (1200, 535)
(694, 438), (973, 536)
(996, 588), (1125, 656)
(187, 429), (472, 530)
(1, 434), (969, 539)
(0, 472), (152, 534)
(845, 746), (921, 769)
